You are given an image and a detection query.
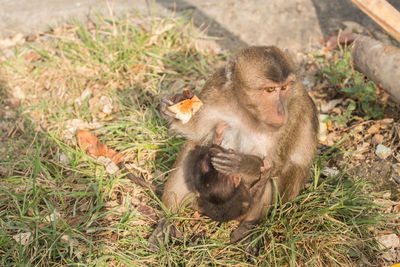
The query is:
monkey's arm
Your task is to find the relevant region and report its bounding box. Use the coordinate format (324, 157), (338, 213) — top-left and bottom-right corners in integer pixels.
(210, 150), (267, 185)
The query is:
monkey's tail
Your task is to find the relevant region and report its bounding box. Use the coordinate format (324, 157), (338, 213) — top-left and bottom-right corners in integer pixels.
(117, 163), (163, 197)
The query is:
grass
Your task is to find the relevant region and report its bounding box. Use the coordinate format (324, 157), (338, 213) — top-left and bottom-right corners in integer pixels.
(0, 13), (395, 266)
(315, 45), (385, 124)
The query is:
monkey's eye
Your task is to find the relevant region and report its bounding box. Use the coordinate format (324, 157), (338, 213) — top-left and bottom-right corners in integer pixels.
(266, 87), (275, 93)
(281, 85), (287, 90)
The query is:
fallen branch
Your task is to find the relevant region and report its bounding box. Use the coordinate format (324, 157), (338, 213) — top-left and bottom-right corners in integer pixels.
(351, 35), (400, 104)
(350, 0), (400, 42)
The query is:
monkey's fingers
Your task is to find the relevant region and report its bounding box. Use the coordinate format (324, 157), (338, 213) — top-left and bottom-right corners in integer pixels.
(211, 156), (240, 174)
(213, 152), (241, 162)
(212, 164), (234, 175)
(208, 145), (225, 155)
(211, 156), (240, 168)
(160, 96), (178, 119)
(211, 156), (237, 166)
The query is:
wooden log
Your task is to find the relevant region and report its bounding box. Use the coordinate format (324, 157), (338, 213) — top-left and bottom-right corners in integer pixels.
(351, 35), (400, 104)
(350, 0), (400, 42)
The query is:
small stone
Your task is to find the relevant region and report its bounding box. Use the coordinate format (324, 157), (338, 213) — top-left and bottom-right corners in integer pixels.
(59, 152), (71, 165)
(43, 211), (60, 223)
(60, 235), (70, 243)
(12, 86), (25, 100)
(4, 110), (17, 120)
(13, 232), (32, 245)
(97, 156), (119, 174)
(321, 167), (340, 177)
(63, 119), (88, 140)
(318, 114), (329, 142)
(392, 163), (400, 185)
(375, 144), (392, 160)
(60, 235), (79, 246)
(320, 99), (342, 113)
(376, 234), (400, 249)
(74, 88), (92, 105)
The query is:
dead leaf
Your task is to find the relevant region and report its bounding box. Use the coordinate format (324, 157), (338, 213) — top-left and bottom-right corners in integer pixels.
(393, 205), (400, 213)
(23, 52), (41, 62)
(372, 134), (384, 144)
(67, 217), (82, 227)
(76, 130), (124, 164)
(137, 205), (156, 217)
(324, 32), (356, 51)
(367, 124), (381, 135)
(111, 233), (119, 241)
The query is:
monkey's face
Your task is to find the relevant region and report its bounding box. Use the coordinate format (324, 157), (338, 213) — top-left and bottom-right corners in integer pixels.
(232, 46), (296, 128)
(239, 74), (295, 128)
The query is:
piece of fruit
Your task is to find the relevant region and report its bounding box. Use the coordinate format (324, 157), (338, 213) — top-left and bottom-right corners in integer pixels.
(167, 89), (203, 124)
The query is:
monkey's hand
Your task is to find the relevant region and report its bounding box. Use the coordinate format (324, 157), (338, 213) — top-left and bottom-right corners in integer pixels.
(210, 148), (263, 185)
(148, 219), (182, 252)
(160, 95), (178, 121)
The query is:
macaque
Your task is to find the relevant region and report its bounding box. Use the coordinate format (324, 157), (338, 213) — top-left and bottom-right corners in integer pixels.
(151, 46), (319, 255)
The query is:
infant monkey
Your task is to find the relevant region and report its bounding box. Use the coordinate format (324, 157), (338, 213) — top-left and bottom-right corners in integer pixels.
(191, 122), (262, 222)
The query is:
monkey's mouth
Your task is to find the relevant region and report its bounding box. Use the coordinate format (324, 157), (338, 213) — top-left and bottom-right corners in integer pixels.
(266, 116), (287, 129)
(268, 122), (285, 129)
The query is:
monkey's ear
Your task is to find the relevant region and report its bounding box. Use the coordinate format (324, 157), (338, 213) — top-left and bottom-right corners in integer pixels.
(283, 48), (298, 70)
(200, 154), (211, 173)
(233, 175), (241, 188)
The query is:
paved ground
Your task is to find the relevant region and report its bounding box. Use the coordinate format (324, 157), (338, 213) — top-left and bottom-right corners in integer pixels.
(0, 0), (399, 51)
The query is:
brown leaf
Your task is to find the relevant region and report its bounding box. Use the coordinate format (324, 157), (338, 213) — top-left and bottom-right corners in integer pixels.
(393, 204), (400, 213)
(76, 130), (124, 164)
(367, 124), (380, 135)
(137, 205), (155, 216)
(24, 52), (41, 62)
(372, 134), (384, 144)
(324, 32), (356, 51)
(111, 233), (119, 241)
(66, 217), (82, 227)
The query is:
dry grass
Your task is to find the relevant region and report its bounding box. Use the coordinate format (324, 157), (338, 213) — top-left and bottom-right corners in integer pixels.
(0, 14), (396, 266)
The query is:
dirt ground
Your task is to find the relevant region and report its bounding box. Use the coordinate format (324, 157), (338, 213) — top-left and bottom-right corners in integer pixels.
(1, 0), (400, 51)
(0, 0), (399, 265)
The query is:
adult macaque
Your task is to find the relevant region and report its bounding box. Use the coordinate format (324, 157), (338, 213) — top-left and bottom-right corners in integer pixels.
(152, 46), (319, 254)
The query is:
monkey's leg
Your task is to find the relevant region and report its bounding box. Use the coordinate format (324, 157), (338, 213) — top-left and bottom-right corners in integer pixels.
(148, 142), (197, 251)
(231, 163), (308, 255)
(230, 177), (273, 256)
(212, 121), (230, 145)
(148, 218), (183, 252)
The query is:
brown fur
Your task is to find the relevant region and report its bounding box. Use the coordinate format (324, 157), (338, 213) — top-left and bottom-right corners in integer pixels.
(153, 46), (319, 255)
(187, 144), (252, 222)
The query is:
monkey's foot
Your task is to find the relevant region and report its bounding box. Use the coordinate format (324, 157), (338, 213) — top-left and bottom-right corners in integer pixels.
(230, 223), (260, 258)
(148, 219), (182, 252)
(213, 121), (230, 145)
